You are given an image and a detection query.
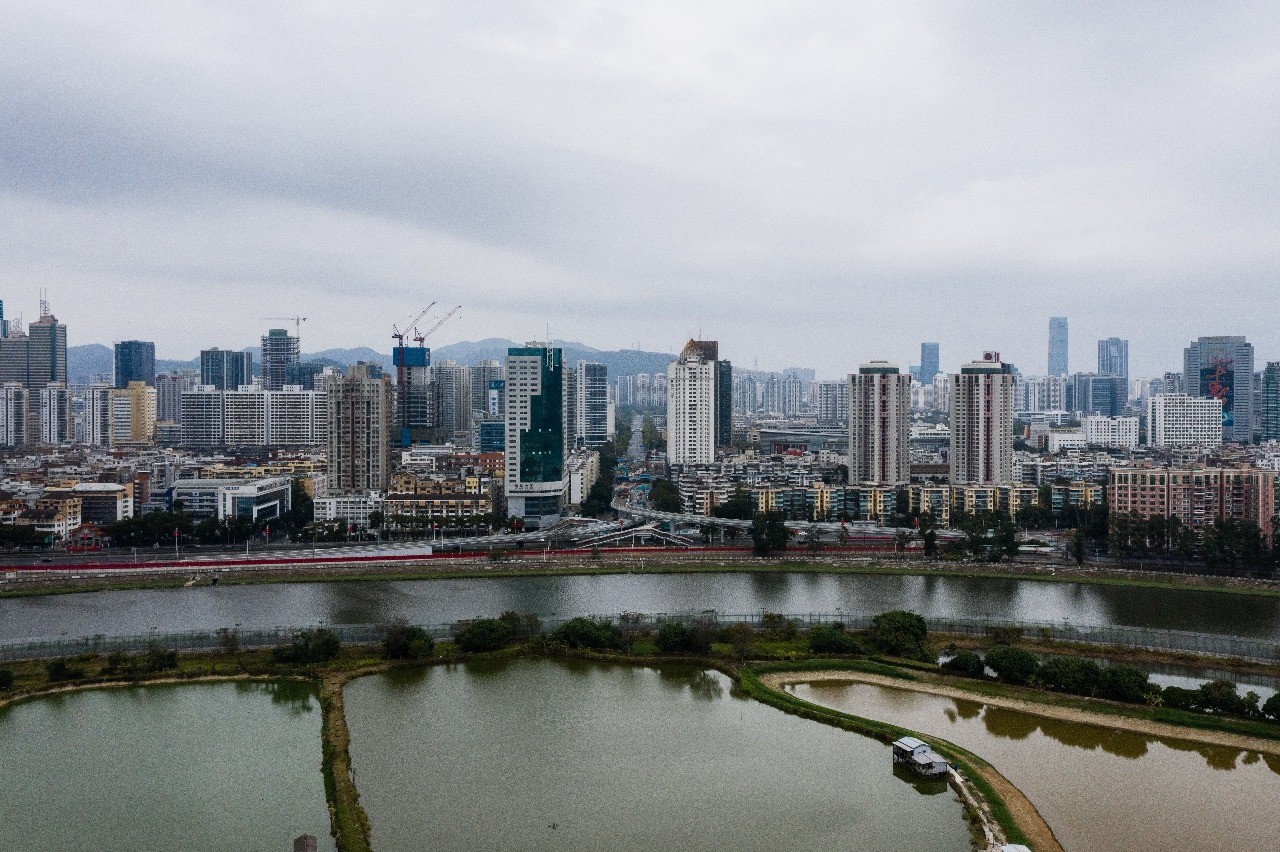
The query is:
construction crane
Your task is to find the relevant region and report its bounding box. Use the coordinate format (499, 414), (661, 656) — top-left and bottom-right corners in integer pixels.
(415, 305), (461, 343)
(262, 316), (308, 338)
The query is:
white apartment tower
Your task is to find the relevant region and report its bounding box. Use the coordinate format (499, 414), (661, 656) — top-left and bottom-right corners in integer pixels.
(1147, 393), (1223, 449)
(38, 382), (72, 445)
(848, 362), (911, 485)
(667, 340), (718, 465)
(950, 352), (1015, 485)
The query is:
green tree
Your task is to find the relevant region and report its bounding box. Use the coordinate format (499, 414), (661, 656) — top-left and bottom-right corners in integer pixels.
(712, 487), (755, 521)
(650, 478), (683, 513)
(382, 621), (435, 660)
(1261, 691), (1280, 722)
(750, 512), (791, 557)
(142, 643), (178, 672)
(940, 650), (985, 677)
(45, 658), (86, 682)
(1036, 657), (1102, 696)
(1097, 664), (1151, 704)
(655, 622), (713, 654)
(0, 668), (14, 690)
(552, 617), (626, 650)
(272, 629), (341, 665)
(869, 611), (929, 658)
(453, 619), (514, 653)
(984, 645), (1039, 685)
(1068, 528), (1086, 565)
(808, 623), (861, 655)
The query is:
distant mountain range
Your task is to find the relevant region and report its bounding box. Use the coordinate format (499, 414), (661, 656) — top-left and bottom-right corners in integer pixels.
(68, 340), (678, 385)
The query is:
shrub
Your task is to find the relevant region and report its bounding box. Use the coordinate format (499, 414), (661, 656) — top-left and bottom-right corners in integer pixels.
(1262, 692), (1280, 722)
(1036, 657), (1103, 696)
(454, 619), (514, 653)
(655, 622), (713, 654)
(272, 629), (342, 665)
(382, 622), (435, 660)
(499, 611), (542, 638)
(1161, 685), (1198, 711)
(940, 650), (986, 677)
(45, 658), (87, 682)
(869, 611), (928, 658)
(809, 623), (862, 655)
(1195, 680), (1259, 717)
(0, 668), (13, 690)
(552, 617), (627, 650)
(101, 651), (133, 676)
(760, 612), (797, 640)
(1097, 664), (1151, 704)
(142, 643), (178, 673)
(984, 645), (1040, 685)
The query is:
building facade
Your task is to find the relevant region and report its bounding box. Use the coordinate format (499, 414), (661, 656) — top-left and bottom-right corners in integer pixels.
(260, 329), (300, 392)
(326, 364), (394, 492)
(504, 345), (567, 525)
(200, 348), (254, 391)
(848, 362), (910, 485)
(667, 340), (718, 465)
(114, 340), (156, 388)
(1097, 337), (1129, 381)
(950, 352), (1015, 485)
(1147, 393), (1224, 449)
(1048, 316), (1068, 376)
(1183, 335), (1254, 443)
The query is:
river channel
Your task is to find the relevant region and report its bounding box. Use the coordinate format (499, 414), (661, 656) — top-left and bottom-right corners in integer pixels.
(344, 658), (972, 852)
(0, 680), (334, 852)
(5, 570), (1280, 643)
(789, 680), (1280, 852)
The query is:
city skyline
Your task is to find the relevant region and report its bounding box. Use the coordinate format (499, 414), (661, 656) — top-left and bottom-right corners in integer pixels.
(3, 5), (1279, 377)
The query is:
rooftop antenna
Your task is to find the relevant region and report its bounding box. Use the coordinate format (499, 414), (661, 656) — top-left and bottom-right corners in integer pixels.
(39, 289), (50, 318)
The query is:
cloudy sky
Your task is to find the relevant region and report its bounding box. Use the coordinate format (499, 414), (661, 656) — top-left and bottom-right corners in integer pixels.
(3, 2), (1278, 378)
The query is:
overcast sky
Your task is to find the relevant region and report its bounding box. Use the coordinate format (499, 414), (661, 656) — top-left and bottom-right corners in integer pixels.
(3, 2), (1278, 378)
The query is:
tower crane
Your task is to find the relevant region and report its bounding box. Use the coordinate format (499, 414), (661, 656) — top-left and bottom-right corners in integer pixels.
(414, 305), (461, 343)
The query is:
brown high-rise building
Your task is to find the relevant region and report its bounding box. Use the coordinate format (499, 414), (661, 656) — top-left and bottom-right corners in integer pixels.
(327, 363), (393, 492)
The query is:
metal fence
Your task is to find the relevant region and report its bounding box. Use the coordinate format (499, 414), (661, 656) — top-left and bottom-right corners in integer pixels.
(2, 612), (1278, 664)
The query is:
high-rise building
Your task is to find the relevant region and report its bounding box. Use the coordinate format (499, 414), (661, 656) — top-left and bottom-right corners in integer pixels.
(504, 345), (568, 525)
(615, 375), (634, 407)
(200, 348), (253, 391)
(1068, 373), (1128, 416)
(1183, 336), (1254, 443)
(779, 374), (805, 417)
(666, 340), (719, 465)
(108, 381), (157, 446)
(815, 380), (848, 426)
(1262, 362), (1280, 442)
(86, 384), (113, 446)
(285, 361), (326, 391)
(848, 362), (911, 485)
(0, 310), (67, 389)
(38, 382), (72, 445)
(1096, 337), (1129, 381)
(469, 360), (504, 428)
(155, 371), (195, 424)
(431, 360), (471, 438)
(1082, 415), (1140, 449)
(950, 352), (1015, 485)
(734, 374), (759, 415)
(393, 343), (432, 447)
(919, 343), (940, 384)
(113, 341), (156, 388)
(1048, 317), (1068, 376)
(327, 363), (393, 492)
(1162, 371), (1185, 395)
(260, 328), (300, 392)
(1147, 393), (1223, 448)
(0, 383), (28, 447)
(574, 361), (609, 447)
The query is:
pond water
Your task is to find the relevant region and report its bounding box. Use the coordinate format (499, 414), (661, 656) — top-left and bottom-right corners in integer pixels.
(6, 570), (1280, 643)
(789, 679), (1280, 852)
(343, 658), (972, 852)
(0, 681), (334, 852)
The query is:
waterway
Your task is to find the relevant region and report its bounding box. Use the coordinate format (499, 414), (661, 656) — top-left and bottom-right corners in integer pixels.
(789, 679), (1280, 852)
(0, 680), (334, 852)
(5, 570), (1280, 643)
(343, 658), (972, 852)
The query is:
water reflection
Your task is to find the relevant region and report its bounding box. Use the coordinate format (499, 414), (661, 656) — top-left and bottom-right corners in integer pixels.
(794, 680), (1280, 852)
(234, 679), (317, 715)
